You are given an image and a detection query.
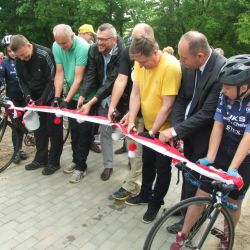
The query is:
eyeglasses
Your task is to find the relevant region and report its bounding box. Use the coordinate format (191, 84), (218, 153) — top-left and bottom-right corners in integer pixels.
(96, 37), (113, 42)
(79, 32), (94, 37)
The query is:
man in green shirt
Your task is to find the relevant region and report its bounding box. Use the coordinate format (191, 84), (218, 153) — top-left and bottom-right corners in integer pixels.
(52, 24), (91, 183)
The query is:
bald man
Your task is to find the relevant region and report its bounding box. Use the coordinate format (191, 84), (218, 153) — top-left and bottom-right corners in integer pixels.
(52, 24), (90, 183)
(159, 31), (226, 232)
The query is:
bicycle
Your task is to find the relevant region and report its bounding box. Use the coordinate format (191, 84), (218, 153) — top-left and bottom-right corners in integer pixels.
(143, 162), (236, 250)
(0, 97), (22, 172)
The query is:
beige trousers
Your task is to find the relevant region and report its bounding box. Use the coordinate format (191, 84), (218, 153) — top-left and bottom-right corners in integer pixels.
(122, 116), (144, 195)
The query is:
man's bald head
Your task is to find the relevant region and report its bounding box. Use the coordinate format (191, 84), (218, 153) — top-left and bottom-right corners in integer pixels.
(131, 23), (154, 39)
(53, 24), (74, 37)
(179, 31), (210, 56)
(53, 24), (74, 51)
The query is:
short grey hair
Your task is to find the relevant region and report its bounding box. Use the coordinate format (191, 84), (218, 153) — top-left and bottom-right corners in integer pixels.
(10, 34), (29, 52)
(132, 23), (154, 39)
(179, 31), (210, 55)
(129, 36), (159, 59)
(97, 23), (117, 37)
(53, 24), (74, 37)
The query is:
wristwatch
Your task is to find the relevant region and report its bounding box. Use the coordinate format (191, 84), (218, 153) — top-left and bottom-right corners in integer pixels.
(171, 128), (177, 137)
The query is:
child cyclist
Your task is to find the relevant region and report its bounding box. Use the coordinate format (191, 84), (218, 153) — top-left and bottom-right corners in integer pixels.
(170, 54), (250, 250)
(0, 35), (27, 163)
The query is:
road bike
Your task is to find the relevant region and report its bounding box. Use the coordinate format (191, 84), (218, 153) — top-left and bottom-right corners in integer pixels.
(143, 162), (236, 250)
(0, 96), (22, 172)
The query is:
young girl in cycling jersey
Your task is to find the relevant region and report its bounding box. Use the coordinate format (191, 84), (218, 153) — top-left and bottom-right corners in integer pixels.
(171, 54), (250, 250)
(0, 35), (27, 163)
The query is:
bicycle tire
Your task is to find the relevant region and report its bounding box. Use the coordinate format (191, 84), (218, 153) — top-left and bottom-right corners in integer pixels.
(0, 119), (19, 173)
(143, 196), (234, 250)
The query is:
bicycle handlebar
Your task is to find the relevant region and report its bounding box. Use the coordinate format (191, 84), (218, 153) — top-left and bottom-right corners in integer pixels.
(175, 162), (237, 193)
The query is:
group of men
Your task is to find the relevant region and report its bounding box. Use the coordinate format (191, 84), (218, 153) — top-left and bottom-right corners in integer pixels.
(5, 23), (228, 225)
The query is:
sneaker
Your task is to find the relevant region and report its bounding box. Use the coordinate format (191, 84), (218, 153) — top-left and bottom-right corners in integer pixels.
(125, 194), (148, 206)
(42, 165), (60, 175)
(63, 164), (76, 174)
(69, 170), (86, 183)
(170, 232), (186, 250)
(112, 187), (132, 200)
(19, 150), (28, 160)
(219, 236), (229, 250)
(25, 161), (45, 171)
(142, 204), (161, 223)
(13, 153), (21, 164)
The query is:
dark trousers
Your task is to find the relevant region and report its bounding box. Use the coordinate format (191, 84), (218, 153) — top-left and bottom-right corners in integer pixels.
(12, 99), (26, 151)
(68, 100), (95, 171)
(140, 145), (172, 206)
(34, 112), (63, 166)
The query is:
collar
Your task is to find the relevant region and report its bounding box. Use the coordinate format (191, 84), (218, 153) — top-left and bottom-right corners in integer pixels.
(199, 48), (212, 73)
(69, 35), (77, 51)
(103, 43), (117, 58)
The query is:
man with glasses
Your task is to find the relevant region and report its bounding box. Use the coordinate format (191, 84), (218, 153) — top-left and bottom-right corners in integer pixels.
(78, 23), (125, 181)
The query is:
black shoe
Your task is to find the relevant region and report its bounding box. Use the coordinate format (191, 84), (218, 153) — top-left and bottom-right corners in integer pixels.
(42, 165), (60, 175)
(142, 205), (161, 224)
(114, 145), (127, 154)
(166, 219), (184, 234)
(13, 153), (21, 164)
(19, 150), (28, 160)
(125, 194), (148, 206)
(25, 161), (45, 171)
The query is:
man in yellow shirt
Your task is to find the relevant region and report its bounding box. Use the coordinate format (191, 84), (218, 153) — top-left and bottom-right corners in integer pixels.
(125, 35), (181, 223)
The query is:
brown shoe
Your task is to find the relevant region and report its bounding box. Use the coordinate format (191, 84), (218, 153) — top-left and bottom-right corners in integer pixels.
(101, 168), (113, 181)
(90, 142), (102, 153)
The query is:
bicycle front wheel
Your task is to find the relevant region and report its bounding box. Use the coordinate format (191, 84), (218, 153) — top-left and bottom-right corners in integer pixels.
(0, 119), (19, 173)
(144, 196), (234, 250)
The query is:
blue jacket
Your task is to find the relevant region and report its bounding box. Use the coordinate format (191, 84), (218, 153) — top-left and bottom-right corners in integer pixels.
(0, 57), (24, 101)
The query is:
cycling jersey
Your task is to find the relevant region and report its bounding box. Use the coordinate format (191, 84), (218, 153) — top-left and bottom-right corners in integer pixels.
(0, 57), (24, 101)
(214, 92), (250, 147)
(201, 92), (250, 200)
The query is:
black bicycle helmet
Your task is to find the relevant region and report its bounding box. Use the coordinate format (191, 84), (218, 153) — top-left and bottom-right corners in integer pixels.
(218, 54), (250, 86)
(1, 35), (12, 47)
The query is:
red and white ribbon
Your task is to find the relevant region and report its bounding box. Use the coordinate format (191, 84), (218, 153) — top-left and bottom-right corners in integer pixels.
(8, 102), (244, 190)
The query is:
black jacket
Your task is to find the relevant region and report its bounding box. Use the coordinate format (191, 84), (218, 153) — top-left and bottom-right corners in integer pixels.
(80, 37), (125, 102)
(172, 49), (226, 161)
(15, 43), (55, 103)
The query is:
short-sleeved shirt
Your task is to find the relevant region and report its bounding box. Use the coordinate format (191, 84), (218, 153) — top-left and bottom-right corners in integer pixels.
(214, 92), (250, 147)
(116, 47), (134, 114)
(52, 36), (89, 100)
(134, 53), (181, 131)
